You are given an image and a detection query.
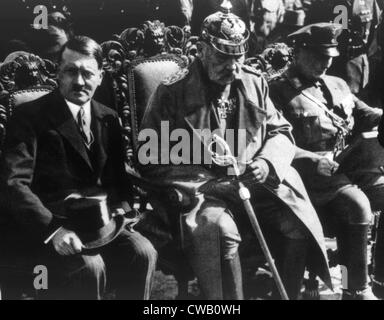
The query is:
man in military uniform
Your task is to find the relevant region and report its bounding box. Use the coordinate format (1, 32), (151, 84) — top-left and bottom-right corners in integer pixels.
(270, 23), (383, 299)
(139, 2), (331, 300)
(306, 0), (381, 97)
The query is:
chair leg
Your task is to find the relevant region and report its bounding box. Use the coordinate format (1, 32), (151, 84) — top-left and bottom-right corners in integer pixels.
(175, 273), (189, 300)
(302, 272), (320, 300)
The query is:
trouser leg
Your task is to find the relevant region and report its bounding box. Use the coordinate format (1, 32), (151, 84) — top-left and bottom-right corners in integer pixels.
(248, 188), (311, 300)
(222, 251), (244, 300)
(373, 213), (384, 296)
(277, 239), (308, 300)
(347, 224), (370, 291)
(326, 186), (375, 299)
(100, 228), (158, 300)
(363, 183), (384, 298)
(186, 199), (242, 300)
(39, 250), (106, 300)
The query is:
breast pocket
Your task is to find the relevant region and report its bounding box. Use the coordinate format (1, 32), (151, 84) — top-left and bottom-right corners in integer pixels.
(292, 115), (323, 147)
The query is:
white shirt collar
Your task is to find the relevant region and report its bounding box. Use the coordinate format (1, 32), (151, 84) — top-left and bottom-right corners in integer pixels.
(65, 99), (92, 128)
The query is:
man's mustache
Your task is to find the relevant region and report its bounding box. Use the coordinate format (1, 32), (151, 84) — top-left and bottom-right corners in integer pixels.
(72, 85), (88, 92)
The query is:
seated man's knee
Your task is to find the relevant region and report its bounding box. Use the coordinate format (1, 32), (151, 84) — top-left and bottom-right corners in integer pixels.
(113, 229), (158, 267)
(274, 209), (309, 241)
(337, 187), (372, 224)
(133, 233), (158, 268)
(196, 203), (241, 260)
(80, 254), (106, 279)
(217, 211), (241, 260)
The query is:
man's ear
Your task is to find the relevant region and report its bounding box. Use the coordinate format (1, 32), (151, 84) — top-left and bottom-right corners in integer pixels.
(98, 69), (104, 85)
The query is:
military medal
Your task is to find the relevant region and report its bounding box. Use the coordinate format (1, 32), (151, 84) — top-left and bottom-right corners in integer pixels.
(216, 97), (236, 119)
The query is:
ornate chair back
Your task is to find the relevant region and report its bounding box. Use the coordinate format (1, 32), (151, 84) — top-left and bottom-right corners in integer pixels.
(0, 52), (56, 300)
(126, 54), (186, 152)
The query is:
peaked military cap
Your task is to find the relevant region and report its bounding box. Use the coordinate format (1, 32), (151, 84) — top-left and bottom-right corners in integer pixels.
(288, 23), (343, 57)
(200, 0), (250, 56)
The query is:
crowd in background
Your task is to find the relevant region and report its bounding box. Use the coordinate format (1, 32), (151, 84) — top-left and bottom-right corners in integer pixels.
(1, 0), (384, 108)
(2, 0), (384, 300)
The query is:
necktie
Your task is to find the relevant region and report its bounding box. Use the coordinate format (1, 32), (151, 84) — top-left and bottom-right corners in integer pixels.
(77, 106), (94, 148)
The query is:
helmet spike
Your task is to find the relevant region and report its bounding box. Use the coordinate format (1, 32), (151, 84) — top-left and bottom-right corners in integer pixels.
(221, 0), (233, 14)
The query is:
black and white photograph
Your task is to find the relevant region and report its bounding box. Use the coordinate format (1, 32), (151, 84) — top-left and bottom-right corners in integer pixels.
(0, 0), (384, 305)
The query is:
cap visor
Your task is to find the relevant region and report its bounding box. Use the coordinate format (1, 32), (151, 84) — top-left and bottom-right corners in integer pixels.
(315, 47), (340, 57)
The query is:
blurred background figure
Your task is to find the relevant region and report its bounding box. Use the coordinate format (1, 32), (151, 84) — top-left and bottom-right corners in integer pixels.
(28, 11), (73, 63)
(248, 0), (285, 55)
(283, 0), (303, 10)
(68, 0), (193, 42)
(249, 0), (305, 56)
(306, 0), (381, 101)
(267, 9), (306, 45)
(0, 0), (71, 61)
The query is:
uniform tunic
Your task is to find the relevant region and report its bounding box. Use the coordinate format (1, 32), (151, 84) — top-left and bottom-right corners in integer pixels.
(270, 66), (383, 207)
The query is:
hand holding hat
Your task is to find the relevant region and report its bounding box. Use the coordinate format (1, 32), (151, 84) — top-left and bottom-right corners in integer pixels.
(52, 227), (84, 256)
(46, 192), (127, 255)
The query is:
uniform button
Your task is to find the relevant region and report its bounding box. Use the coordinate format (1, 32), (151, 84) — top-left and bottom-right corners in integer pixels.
(252, 136), (258, 142)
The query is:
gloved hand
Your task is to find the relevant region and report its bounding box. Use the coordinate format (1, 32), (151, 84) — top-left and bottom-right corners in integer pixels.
(249, 158), (270, 184)
(316, 157), (339, 176)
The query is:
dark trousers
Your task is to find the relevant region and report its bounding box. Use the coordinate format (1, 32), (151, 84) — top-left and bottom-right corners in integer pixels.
(2, 228), (157, 300)
(187, 184), (310, 300)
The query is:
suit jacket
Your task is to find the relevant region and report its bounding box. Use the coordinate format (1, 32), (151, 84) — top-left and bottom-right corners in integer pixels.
(139, 60), (332, 288)
(0, 90), (131, 245)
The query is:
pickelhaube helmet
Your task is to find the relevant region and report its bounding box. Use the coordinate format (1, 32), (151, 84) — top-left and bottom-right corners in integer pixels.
(200, 0), (250, 56)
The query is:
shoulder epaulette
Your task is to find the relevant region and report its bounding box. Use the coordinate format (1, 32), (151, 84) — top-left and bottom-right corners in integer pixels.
(162, 68), (189, 86)
(241, 64), (262, 77)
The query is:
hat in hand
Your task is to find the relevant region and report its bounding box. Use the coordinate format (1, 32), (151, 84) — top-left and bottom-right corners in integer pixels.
(64, 193), (126, 251)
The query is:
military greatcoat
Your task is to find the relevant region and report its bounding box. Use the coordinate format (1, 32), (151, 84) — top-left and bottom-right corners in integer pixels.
(139, 60), (332, 288)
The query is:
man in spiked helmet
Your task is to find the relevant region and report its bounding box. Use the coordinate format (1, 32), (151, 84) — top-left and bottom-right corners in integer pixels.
(139, 0), (331, 299)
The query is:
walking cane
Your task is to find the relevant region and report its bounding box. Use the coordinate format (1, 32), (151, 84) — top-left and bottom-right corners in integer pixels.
(207, 134), (289, 300)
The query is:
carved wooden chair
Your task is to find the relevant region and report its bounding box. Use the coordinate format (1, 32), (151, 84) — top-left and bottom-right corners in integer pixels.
(101, 22), (196, 298)
(101, 28), (303, 299)
(0, 53), (57, 300)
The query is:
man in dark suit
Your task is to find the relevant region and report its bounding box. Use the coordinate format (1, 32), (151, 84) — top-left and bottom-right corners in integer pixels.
(0, 36), (157, 300)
